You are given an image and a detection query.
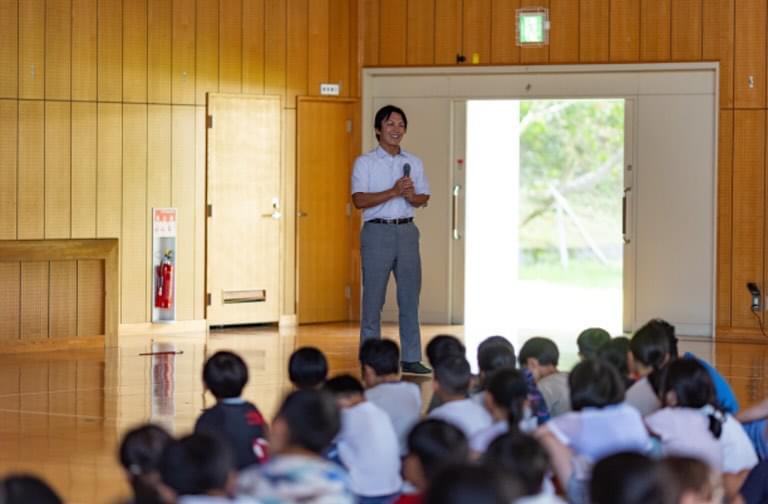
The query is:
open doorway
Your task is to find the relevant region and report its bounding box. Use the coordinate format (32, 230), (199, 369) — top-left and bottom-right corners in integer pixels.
(464, 99), (625, 366)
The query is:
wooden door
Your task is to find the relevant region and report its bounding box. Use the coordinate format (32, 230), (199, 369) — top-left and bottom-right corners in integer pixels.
(297, 98), (357, 323)
(206, 95), (281, 325)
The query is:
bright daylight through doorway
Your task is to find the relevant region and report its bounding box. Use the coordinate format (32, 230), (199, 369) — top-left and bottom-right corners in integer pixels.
(465, 99), (624, 367)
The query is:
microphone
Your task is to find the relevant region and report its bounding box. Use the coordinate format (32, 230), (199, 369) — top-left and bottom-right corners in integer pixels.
(403, 163), (411, 177)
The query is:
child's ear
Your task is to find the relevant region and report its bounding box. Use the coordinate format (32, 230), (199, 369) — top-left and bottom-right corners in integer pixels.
(224, 471), (238, 497)
(664, 390), (678, 407)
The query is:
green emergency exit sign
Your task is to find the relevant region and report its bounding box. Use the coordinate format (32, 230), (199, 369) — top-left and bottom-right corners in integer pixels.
(517, 8), (549, 46)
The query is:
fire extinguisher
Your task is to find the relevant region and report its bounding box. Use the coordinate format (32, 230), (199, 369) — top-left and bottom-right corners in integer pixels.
(155, 250), (174, 309)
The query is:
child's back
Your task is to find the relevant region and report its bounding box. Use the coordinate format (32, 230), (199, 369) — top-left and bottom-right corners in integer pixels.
(428, 357), (492, 438)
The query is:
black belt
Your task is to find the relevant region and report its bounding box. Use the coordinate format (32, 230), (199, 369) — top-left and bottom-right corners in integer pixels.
(368, 218), (413, 225)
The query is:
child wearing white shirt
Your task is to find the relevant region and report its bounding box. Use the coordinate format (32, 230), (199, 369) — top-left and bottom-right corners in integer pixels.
(428, 356), (492, 439)
(325, 375), (403, 504)
(471, 368), (532, 455)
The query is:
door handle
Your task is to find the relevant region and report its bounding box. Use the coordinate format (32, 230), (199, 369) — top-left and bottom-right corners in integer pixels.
(262, 197), (282, 219)
(623, 187), (631, 244)
(452, 184), (462, 240)
(297, 211), (308, 218)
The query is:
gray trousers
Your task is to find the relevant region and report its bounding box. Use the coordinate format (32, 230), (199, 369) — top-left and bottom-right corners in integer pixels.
(360, 221), (422, 362)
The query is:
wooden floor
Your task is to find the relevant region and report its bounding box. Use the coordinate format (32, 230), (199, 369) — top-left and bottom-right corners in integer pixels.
(0, 322), (765, 503)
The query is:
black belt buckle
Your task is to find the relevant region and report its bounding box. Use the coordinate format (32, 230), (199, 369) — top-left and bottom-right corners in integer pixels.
(370, 217), (413, 225)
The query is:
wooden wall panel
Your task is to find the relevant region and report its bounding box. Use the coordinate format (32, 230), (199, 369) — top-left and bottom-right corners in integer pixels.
(77, 260), (105, 336)
(18, 102), (45, 240)
(347, 0), (359, 97)
(580, 0), (610, 62)
(148, 0), (172, 104)
(731, 111), (765, 328)
(717, 110), (733, 328)
(71, 103), (98, 238)
(44, 102), (71, 239)
(194, 108), (207, 320)
(196, 0), (219, 104)
(435, 0), (462, 65)
(734, 0), (766, 109)
(72, 0), (98, 101)
(308, 0), (330, 96)
(49, 261), (77, 338)
(703, 0), (734, 109)
(361, 0), (380, 66)
(19, 0), (45, 99)
(490, 0), (518, 64)
(124, 0), (148, 102)
(0, 0), (19, 98)
(640, 0), (671, 61)
(0, 100), (17, 239)
(172, 0), (196, 104)
(219, 0), (243, 93)
(171, 106), (196, 321)
(97, 103), (123, 239)
(243, 0), (266, 95)
(463, 0), (491, 64)
(20, 262), (49, 339)
(378, 0), (407, 65)
(264, 0), (287, 97)
(287, 0), (309, 105)
(550, 0), (579, 63)
(0, 263), (21, 340)
(122, 105), (148, 323)
(670, 0), (702, 61)
(407, 0), (435, 65)
(330, 0), (352, 97)
(98, 0), (123, 102)
(46, 0), (72, 100)
(610, 0), (640, 62)
(520, 0), (549, 63)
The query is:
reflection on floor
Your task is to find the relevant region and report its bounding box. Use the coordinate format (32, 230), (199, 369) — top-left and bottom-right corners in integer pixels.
(0, 322), (764, 503)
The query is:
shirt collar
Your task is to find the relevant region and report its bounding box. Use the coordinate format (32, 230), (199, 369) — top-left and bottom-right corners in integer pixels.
(376, 145), (405, 158)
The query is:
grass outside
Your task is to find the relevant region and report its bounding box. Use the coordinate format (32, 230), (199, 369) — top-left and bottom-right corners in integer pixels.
(519, 258), (622, 288)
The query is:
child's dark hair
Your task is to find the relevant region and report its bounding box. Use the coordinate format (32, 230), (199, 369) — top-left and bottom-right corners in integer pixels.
(569, 358), (625, 411)
(324, 374), (365, 397)
(659, 358), (723, 438)
(577, 327), (611, 358)
(590, 452), (674, 504)
(486, 368), (528, 429)
(0, 475), (63, 504)
(426, 334), (465, 368)
(288, 347), (328, 389)
(202, 351), (248, 399)
(425, 464), (522, 504)
(119, 423), (173, 476)
(359, 339), (400, 376)
(407, 419), (469, 481)
(374, 104), (408, 141)
(518, 337), (559, 367)
(276, 389), (340, 454)
(660, 456), (714, 503)
(477, 336), (516, 374)
(484, 433), (550, 496)
(631, 321), (671, 371)
(160, 432), (235, 496)
(434, 356), (472, 396)
(597, 336), (631, 380)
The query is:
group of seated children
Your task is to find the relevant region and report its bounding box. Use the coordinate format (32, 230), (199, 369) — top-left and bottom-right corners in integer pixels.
(108, 319), (768, 504)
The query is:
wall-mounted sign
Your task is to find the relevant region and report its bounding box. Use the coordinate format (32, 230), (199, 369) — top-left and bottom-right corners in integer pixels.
(517, 8), (550, 47)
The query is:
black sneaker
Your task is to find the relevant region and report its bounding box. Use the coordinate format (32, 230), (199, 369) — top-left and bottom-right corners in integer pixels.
(401, 361), (432, 375)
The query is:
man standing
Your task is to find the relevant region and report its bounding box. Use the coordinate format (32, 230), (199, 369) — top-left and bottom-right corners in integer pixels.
(351, 105), (431, 374)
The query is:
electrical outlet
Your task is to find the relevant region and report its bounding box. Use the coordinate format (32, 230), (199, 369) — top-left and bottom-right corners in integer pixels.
(747, 282), (761, 312)
(320, 83), (341, 96)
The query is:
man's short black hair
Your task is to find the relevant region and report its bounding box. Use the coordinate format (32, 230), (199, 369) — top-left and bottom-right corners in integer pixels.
(576, 327), (611, 358)
(1, 475), (63, 504)
(359, 339), (400, 376)
(426, 335), (465, 368)
(434, 356), (472, 396)
(407, 419), (469, 480)
(484, 433), (550, 496)
(477, 336), (516, 373)
(569, 358), (625, 410)
(276, 389), (340, 454)
(518, 337), (560, 367)
(374, 104), (408, 141)
(324, 374), (365, 397)
(288, 347), (328, 389)
(160, 433), (234, 496)
(202, 351), (248, 399)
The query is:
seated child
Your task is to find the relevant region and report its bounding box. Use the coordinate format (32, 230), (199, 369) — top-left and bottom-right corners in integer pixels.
(194, 351), (269, 470)
(484, 433), (565, 504)
(288, 347), (329, 390)
(118, 423), (173, 504)
(396, 419), (469, 504)
(360, 339), (422, 456)
(238, 389), (353, 503)
(597, 336), (634, 389)
(425, 335), (466, 413)
(471, 368), (531, 454)
(160, 432), (257, 504)
(428, 356), (492, 439)
(424, 464), (523, 504)
(325, 375), (403, 504)
(590, 452), (673, 504)
(536, 359), (651, 503)
(519, 337), (571, 417)
(626, 321), (671, 416)
(0, 475), (63, 504)
(576, 327), (611, 360)
(660, 456), (724, 504)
